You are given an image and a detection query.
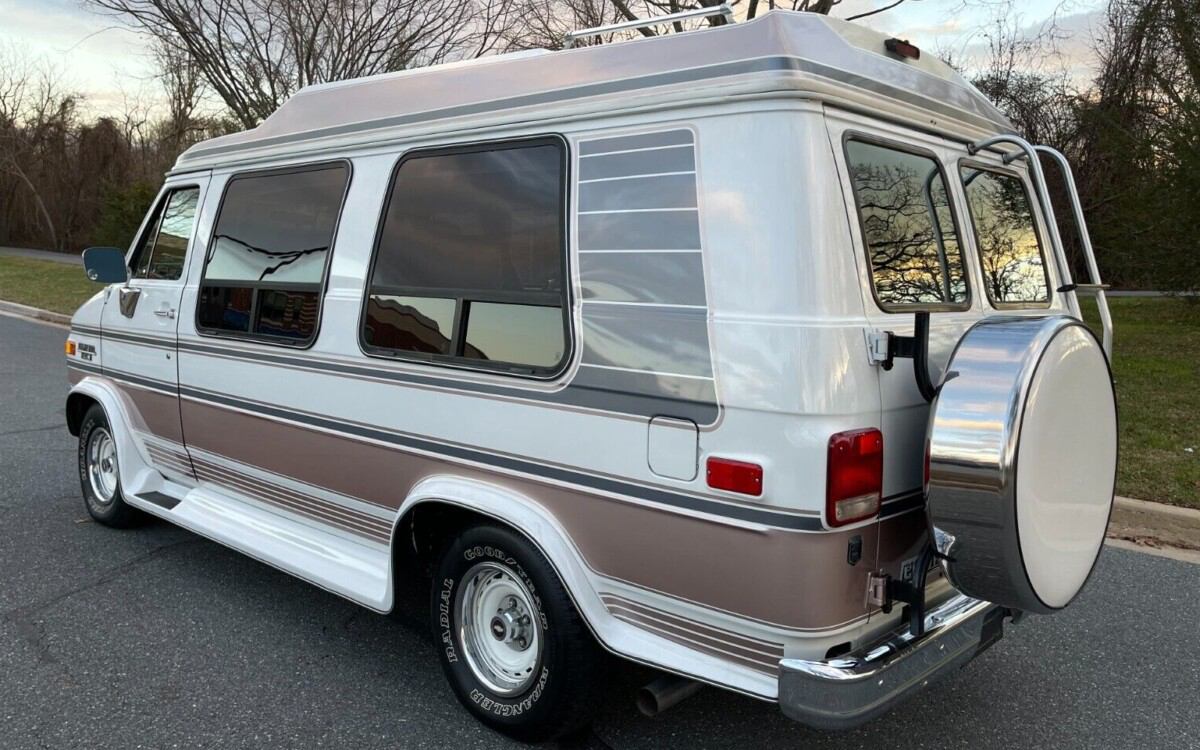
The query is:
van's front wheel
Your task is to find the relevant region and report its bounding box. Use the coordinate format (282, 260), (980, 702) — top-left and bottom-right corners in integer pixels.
(432, 523), (601, 742)
(77, 404), (142, 528)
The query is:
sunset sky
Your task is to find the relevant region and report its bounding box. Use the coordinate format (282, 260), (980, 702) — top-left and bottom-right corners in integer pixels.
(1, 0), (1108, 119)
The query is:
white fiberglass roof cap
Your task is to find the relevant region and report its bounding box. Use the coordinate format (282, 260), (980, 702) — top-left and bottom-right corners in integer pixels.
(178, 11), (1013, 169)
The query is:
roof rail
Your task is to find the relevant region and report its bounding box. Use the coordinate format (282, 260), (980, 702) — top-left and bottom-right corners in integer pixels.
(563, 4), (735, 49)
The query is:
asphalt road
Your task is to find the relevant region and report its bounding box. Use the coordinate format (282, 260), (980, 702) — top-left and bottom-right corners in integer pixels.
(2, 312), (1197, 749)
(0, 246), (81, 265)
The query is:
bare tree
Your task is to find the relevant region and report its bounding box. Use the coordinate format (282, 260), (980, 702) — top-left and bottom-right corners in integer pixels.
(85, 0), (521, 128)
(603, 0), (912, 32)
(0, 46), (80, 250)
(505, 0), (624, 49)
(152, 39), (207, 148)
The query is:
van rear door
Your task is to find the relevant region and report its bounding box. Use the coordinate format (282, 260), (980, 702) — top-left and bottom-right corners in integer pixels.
(823, 109), (985, 592)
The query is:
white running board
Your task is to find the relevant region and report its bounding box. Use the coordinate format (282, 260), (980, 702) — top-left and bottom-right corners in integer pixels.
(126, 483), (393, 612)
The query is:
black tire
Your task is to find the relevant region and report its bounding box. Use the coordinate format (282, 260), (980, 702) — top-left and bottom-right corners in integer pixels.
(432, 523), (603, 742)
(77, 404), (142, 528)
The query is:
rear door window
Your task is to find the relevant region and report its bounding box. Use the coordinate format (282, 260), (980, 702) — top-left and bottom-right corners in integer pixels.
(845, 139), (969, 311)
(196, 162), (349, 345)
(959, 166), (1051, 307)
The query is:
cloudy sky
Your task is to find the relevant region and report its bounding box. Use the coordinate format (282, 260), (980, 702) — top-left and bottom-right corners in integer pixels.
(1, 0), (1107, 119)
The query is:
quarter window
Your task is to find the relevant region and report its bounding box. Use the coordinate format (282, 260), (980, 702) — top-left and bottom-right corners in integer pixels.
(130, 186), (200, 281)
(362, 139), (569, 375)
(845, 140), (969, 310)
(960, 167), (1050, 306)
(196, 163), (349, 344)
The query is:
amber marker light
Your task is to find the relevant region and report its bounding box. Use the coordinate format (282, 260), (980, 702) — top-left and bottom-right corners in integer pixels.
(65, 340), (77, 356)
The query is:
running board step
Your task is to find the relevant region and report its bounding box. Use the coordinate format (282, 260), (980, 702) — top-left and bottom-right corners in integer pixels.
(127, 486), (393, 612)
(141, 490), (181, 510)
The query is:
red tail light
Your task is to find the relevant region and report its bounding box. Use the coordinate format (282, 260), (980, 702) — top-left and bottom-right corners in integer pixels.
(826, 428), (883, 527)
(706, 457), (763, 497)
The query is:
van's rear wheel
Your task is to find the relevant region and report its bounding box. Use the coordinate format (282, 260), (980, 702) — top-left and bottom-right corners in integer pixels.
(432, 523), (601, 742)
(77, 404), (141, 528)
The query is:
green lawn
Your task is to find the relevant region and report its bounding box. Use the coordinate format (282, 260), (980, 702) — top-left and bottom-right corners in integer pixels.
(0, 255), (101, 315)
(2, 255), (1196, 506)
(1081, 297), (1200, 508)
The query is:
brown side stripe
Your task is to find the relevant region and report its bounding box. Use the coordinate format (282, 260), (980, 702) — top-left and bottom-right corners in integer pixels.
(145, 444), (195, 478)
(188, 455), (393, 533)
(601, 594), (784, 675)
(188, 455), (392, 544)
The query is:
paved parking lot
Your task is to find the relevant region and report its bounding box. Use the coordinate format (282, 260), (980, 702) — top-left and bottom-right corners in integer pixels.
(2, 312), (1198, 749)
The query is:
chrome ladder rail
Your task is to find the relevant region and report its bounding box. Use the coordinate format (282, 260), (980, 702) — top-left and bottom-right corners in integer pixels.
(562, 4), (734, 49)
(1033, 145), (1113, 358)
(968, 135), (1113, 360)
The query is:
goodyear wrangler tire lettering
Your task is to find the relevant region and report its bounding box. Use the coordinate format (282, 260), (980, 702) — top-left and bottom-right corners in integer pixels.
(438, 578), (458, 663)
(431, 523), (603, 742)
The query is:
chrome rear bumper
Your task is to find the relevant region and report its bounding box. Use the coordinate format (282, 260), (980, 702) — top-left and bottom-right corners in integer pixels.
(778, 595), (1004, 730)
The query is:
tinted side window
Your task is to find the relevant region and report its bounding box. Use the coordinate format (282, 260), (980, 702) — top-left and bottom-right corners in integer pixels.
(845, 140), (969, 310)
(362, 140), (568, 375)
(197, 163), (348, 344)
(960, 167), (1050, 306)
(131, 186), (200, 281)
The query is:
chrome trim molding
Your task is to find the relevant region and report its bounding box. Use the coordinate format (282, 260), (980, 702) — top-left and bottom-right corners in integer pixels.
(925, 315), (1117, 614)
(778, 595), (1000, 730)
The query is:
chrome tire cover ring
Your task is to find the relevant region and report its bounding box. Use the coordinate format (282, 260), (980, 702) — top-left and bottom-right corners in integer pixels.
(926, 316), (1117, 614)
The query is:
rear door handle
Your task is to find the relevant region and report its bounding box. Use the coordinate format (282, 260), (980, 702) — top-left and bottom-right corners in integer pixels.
(154, 308), (176, 319)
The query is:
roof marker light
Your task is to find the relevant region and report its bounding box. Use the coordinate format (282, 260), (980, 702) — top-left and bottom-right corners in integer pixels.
(885, 38), (920, 60)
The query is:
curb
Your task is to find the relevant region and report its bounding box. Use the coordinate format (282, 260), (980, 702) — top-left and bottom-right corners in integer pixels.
(1109, 496), (1200, 552)
(0, 300), (71, 327)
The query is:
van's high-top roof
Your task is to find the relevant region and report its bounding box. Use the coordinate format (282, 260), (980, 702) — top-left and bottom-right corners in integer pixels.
(176, 10), (1014, 171)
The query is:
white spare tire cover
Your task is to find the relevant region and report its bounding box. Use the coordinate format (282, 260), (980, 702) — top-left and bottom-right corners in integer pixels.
(926, 316), (1116, 614)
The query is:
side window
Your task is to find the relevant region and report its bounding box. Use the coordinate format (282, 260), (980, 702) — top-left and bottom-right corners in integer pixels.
(130, 187), (200, 281)
(960, 166), (1051, 306)
(362, 139), (569, 375)
(196, 163), (349, 345)
(845, 139), (969, 310)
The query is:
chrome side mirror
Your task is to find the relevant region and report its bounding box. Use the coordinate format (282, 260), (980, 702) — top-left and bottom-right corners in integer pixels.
(82, 247), (129, 284)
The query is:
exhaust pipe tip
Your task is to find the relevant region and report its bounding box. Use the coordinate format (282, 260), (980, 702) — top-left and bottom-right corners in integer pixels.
(636, 675), (703, 717)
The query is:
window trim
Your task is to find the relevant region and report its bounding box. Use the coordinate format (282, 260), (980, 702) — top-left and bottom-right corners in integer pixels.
(957, 159), (1054, 310)
(194, 159), (353, 349)
(357, 135), (574, 380)
(841, 131), (973, 313)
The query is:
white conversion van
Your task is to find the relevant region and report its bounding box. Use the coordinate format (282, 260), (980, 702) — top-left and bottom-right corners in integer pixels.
(65, 8), (1118, 741)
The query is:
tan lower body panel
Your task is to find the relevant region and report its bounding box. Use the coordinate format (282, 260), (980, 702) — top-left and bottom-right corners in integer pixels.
(121, 383), (186, 445)
(177, 396), (887, 631)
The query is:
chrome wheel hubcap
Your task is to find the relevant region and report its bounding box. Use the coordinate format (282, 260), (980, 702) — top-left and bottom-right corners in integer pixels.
(87, 428), (118, 504)
(457, 561), (542, 696)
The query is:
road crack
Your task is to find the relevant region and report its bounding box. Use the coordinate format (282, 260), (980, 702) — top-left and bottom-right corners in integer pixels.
(1, 538), (201, 668)
(0, 424), (62, 438)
